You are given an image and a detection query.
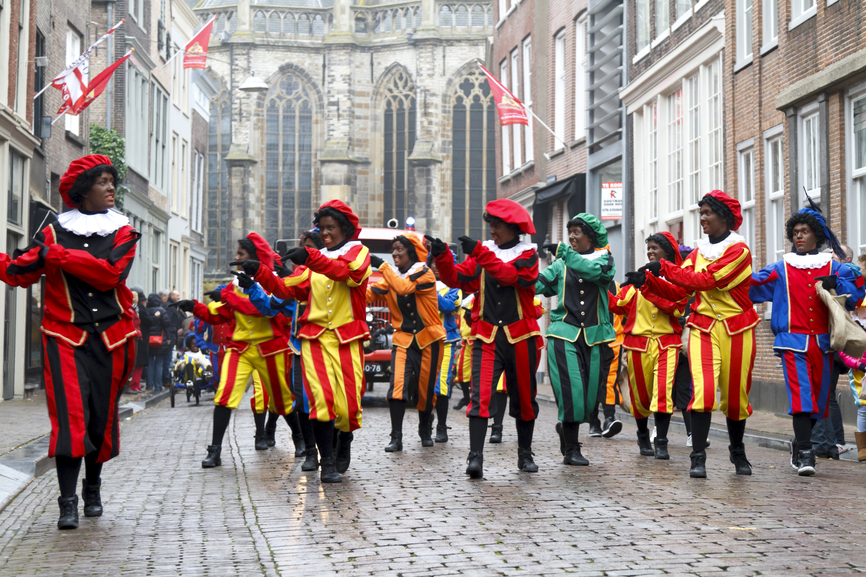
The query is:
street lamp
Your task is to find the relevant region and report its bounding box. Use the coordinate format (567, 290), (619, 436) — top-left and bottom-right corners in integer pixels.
(238, 72), (268, 93)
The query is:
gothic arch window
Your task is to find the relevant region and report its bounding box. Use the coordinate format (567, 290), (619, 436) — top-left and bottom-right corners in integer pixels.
(451, 70), (496, 240)
(382, 71), (416, 227)
(206, 87), (231, 275)
(264, 74), (315, 244)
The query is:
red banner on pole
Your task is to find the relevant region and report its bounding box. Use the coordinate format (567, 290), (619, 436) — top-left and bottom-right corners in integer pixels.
(477, 62), (528, 127)
(75, 50), (135, 115)
(184, 18), (214, 70)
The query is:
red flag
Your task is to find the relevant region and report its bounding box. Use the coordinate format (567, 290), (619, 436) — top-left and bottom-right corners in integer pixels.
(184, 18), (214, 70)
(66, 50), (134, 116)
(55, 59), (88, 116)
(477, 62), (528, 127)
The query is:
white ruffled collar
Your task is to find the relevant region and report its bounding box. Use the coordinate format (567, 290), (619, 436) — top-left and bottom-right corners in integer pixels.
(436, 280), (448, 292)
(696, 232), (745, 261)
(320, 240), (361, 260)
(482, 240), (538, 263)
(396, 261), (425, 279)
(783, 252), (832, 270)
(56, 208), (129, 237)
(581, 247), (610, 261)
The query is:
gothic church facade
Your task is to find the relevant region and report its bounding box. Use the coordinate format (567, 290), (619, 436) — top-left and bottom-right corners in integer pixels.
(196, 0), (495, 278)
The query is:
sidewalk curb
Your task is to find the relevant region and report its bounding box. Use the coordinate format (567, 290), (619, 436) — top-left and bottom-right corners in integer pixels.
(0, 389), (170, 514)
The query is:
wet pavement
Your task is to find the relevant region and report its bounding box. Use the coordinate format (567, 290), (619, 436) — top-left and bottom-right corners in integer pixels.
(0, 393), (864, 576)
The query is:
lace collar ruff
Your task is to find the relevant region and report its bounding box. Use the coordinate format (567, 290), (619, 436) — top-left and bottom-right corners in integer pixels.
(482, 239), (537, 263)
(580, 247), (610, 261)
(696, 232), (745, 261)
(783, 252), (832, 270)
(56, 208), (129, 237)
(320, 240), (362, 260)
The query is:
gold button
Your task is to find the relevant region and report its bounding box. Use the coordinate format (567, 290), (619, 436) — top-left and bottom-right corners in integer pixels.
(410, 313), (415, 316)
(808, 272), (812, 275)
(581, 323), (585, 327)
(580, 301), (584, 305)
(95, 322), (99, 327)
(717, 315), (722, 319)
(88, 293), (93, 297)
(580, 291), (585, 295)
(809, 308), (813, 311)
(579, 279), (584, 283)
(581, 312), (585, 316)
(92, 308), (98, 312)
(83, 243), (89, 248)
(497, 302), (501, 305)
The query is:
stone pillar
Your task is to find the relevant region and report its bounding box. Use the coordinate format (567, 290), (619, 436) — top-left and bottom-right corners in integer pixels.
(224, 144), (258, 266)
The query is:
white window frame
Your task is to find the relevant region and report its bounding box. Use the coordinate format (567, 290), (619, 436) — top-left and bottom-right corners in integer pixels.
(789, 0), (816, 30)
(500, 59), (511, 174)
(498, 0), (506, 23)
(647, 98), (659, 225)
(667, 87), (684, 215)
(522, 37), (534, 162)
(554, 30), (566, 150)
(686, 73), (701, 246)
(510, 48), (522, 168)
(655, 0), (670, 40)
(762, 0), (778, 50)
(635, 0), (651, 55)
(764, 126), (785, 263)
(574, 17), (586, 141)
(706, 57), (723, 191)
(736, 0), (753, 67)
(847, 87), (866, 258)
(126, 63), (150, 174)
(799, 105), (821, 204)
(150, 82), (170, 194)
(737, 141), (756, 262)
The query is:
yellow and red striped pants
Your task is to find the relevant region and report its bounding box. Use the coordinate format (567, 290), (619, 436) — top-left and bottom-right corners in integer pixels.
(249, 352), (295, 415)
(216, 346), (293, 413)
(301, 330), (365, 433)
(626, 340), (681, 419)
(687, 324), (755, 420)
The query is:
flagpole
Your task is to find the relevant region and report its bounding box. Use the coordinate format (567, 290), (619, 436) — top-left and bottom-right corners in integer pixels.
(475, 61), (569, 151)
(161, 16), (215, 69)
(34, 19), (125, 99)
(52, 48), (134, 125)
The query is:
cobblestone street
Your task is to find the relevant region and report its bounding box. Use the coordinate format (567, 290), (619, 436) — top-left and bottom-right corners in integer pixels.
(0, 394), (864, 576)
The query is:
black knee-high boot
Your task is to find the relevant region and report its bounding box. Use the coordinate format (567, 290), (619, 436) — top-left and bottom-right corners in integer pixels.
(253, 411), (268, 450)
(636, 417), (653, 456)
(311, 419), (341, 483)
(689, 411), (712, 478)
(283, 412), (305, 457)
(726, 417), (751, 475)
(298, 412), (318, 471)
(435, 396), (449, 443)
(562, 422), (589, 465)
(653, 412), (672, 459)
(418, 409), (434, 447)
(82, 452), (103, 518)
(55, 456), (82, 529)
(515, 419), (538, 472)
(490, 393), (507, 443)
(466, 416), (487, 478)
(203, 406), (232, 468)
(385, 400), (406, 452)
(265, 411), (280, 447)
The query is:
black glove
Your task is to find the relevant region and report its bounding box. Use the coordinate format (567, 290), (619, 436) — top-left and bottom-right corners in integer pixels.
(274, 263), (292, 278)
(424, 235), (448, 257)
(458, 236), (479, 256)
(641, 260), (663, 277)
(859, 363), (866, 373)
(542, 243), (559, 256)
(169, 300), (195, 313)
(204, 289), (223, 302)
(284, 247), (309, 266)
(369, 255), (385, 269)
(233, 271), (255, 290)
(815, 275), (837, 291)
(269, 296), (290, 310)
(624, 271), (646, 290)
(228, 259), (260, 276)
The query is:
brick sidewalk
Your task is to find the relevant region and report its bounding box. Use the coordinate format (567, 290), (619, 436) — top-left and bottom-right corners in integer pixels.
(0, 391), (864, 575)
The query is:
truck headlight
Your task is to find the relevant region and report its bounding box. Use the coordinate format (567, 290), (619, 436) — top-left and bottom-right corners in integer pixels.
(366, 312), (373, 322)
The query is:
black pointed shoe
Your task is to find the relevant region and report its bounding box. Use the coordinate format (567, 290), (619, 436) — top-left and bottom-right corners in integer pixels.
(563, 443), (590, 466)
(265, 424), (277, 448)
(465, 451), (484, 478)
(489, 424), (503, 444)
(254, 430), (268, 451)
(335, 431), (353, 473)
(654, 438), (670, 460)
(555, 422), (566, 456)
(202, 444), (222, 468)
(57, 495), (79, 530)
(689, 450), (707, 478)
(517, 448), (539, 472)
(319, 457), (342, 483)
(292, 434), (306, 458)
(797, 449), (816, 476)
(301, 447), (319, 471)
(637, 431), (654, 456)
(729, 444), (752, 475)
(82, 479), (103, 517)
(384, 431), (403, 452)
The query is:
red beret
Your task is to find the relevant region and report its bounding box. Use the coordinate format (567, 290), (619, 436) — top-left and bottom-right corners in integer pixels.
(485, 198), (536, 235)
(317, 200), (361, 240)
(703, 190), (743, 231)
(657, 231), (683, 265)
(58, 155), (113, 208)
(245, 232), (276, 269)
